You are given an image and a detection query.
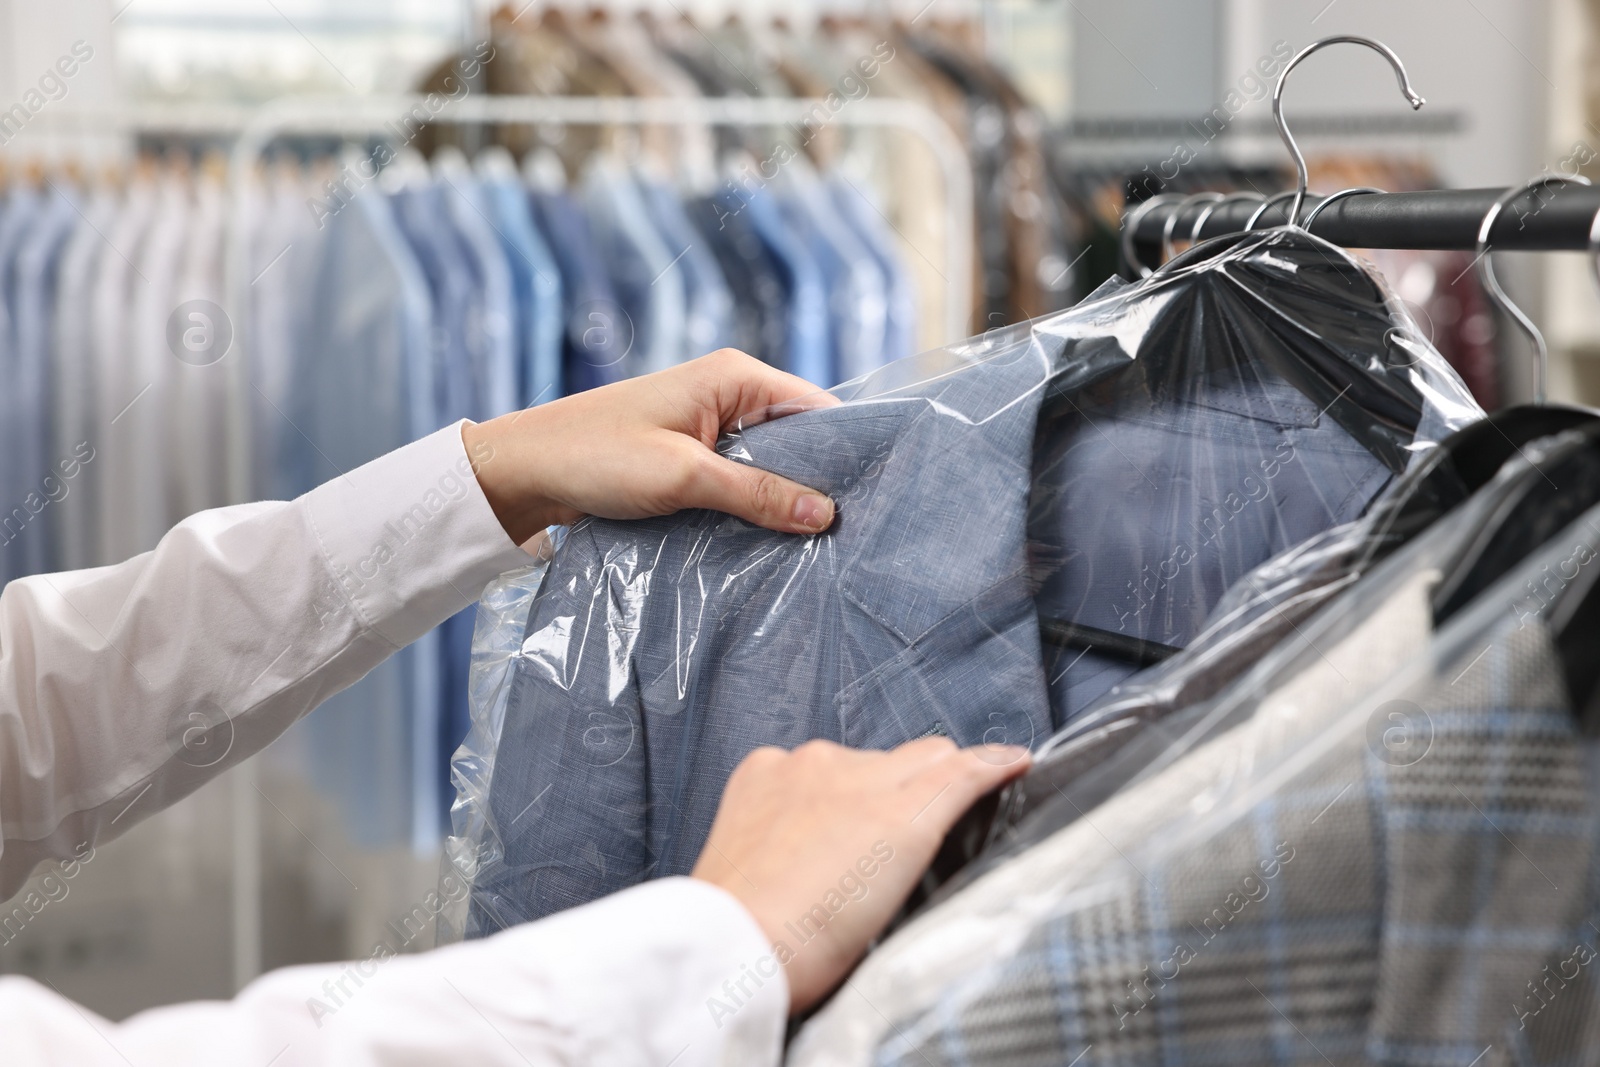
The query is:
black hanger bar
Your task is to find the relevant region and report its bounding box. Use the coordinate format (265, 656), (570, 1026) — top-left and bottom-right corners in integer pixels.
(1064, 110), (1466, 141)
(1125, 184), (1600, 266)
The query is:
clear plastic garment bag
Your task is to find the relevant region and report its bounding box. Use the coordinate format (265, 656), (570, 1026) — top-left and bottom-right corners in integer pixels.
(443, 226), (1482, 941)
(793, 440), (1600, 1067)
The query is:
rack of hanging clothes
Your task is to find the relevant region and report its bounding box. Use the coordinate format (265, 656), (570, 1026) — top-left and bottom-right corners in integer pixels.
(448, 35), (1600, 1064)
(4, 85), (976, 991)
(454, 5), (1078, 340)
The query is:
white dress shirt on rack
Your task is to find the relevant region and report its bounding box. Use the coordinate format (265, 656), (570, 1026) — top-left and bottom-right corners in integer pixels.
(0, 422), (785, 1066)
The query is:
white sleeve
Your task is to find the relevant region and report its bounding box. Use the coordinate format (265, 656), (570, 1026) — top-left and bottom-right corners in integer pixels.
(0, 876), (788, 1066)
(0, 421), (789, 1065)
(0, 419), (531, 893)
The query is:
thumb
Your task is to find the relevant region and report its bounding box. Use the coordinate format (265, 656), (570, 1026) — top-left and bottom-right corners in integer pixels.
(691, 451), (836, 534)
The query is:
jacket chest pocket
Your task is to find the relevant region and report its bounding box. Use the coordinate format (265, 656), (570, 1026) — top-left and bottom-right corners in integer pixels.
(835, 586), (1052, 754)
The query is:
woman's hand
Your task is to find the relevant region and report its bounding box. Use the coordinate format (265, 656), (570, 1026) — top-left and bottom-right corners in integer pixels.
(692, 738), (1031, 1014)
(463, 349), (839, 546)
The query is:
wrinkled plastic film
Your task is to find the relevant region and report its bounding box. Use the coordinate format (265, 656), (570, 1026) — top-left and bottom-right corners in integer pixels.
(885, 428), (1503, 920)
(438, 554), (552, 944)
(446, 228), (1484, 937)
(791, 480), (1600, 1067)
(989, 418), (1599, 859)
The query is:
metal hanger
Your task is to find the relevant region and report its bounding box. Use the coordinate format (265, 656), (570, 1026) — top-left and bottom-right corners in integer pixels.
(1120, 192), (1187, 278)
(1423, 184), (1600, 626)
(1473, 201), (1600, 729)
(1189, 190), (1265, 246)
(1476, 174), (1591, 405)
(1160, 191), (1223, 264)
(1244, 190), (1296, 231)
(1380, 189), (1600, 557)
(1272, 36), (1425, 228)
(1588, 195), (1600, 299)
(1300, 186), (1385, 230)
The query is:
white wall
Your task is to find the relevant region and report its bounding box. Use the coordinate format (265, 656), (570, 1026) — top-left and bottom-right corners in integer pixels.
(1221, 0), (1549, 188)
(1069, 0), (1549, 186)
(1068, 0), (1566, 404)
(1069, 0), (1222, 120)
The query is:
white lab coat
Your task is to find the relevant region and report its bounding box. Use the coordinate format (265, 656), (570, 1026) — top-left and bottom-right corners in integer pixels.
(0, 423), (786, 1065)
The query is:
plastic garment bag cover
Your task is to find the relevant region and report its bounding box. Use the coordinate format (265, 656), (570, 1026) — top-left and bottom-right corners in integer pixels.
(791, 454), (1600, 1067)
(441, 228), (1483, 940)
(892, 420), (1508, 911)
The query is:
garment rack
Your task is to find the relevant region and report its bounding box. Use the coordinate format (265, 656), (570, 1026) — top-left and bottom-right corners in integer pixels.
(27, 94), (974, 994)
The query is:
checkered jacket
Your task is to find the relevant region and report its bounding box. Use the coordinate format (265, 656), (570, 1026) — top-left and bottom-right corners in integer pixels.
(873, 623), (1600, 1067)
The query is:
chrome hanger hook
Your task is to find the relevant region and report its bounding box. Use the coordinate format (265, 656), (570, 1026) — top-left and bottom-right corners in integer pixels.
(1479, 174), (1591, 405)
(1588, 200), (1600, 307)
(1245, 190), (1297, 231)
(1300, 186), (1385, 230)
(1161, 192), (1224, 264)
(1121, 192), (1186, 279)
(1273, 37), (1425, 228)
(1192, 191), (1265, 243)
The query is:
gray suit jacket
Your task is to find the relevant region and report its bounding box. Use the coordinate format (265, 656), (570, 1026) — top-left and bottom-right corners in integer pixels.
(466, 230), (1479, 933)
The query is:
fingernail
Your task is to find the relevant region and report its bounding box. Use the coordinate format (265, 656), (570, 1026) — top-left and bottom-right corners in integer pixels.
(792, 494), (833, 531)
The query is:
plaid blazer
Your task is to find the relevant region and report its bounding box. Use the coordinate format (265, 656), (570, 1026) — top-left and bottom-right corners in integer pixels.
(866, 620), (1600, 1067)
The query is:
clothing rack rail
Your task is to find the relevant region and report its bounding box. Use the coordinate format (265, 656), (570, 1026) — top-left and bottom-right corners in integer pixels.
(29, 93), (973, 994)
(33, 94), (974, 502)
(1124, 183), (1600, 265)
